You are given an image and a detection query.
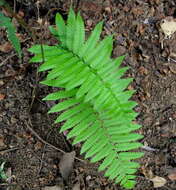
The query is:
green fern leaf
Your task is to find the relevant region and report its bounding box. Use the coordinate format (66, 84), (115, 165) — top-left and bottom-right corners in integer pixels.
(55, 13), (66, 46)
(85, 137), (109, 158)
(90, 144), (112, 163)
(115, 142), (143, 152)
(78, 21), (103, 57)
(29, 8), (144, 189)
(66, 8), (76, 50)
(0, 12), (21, 58)
(43, 89), (77, 101)
(57, 108), (92, 126)
(72, 12), (85, 54)
(49, 26), (58, 38)
(0, 0), (6, 6)
(38, 52), (74, 72)
(80, 128), (103, 154)
(119, 152), (144, 160)
(72, 119), (99, 144)
(76, 73), (96, 99)
(57, 103), (86, 121)
(48, 98), (80, 113)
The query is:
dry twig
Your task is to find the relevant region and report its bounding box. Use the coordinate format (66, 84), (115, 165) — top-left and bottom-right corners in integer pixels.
(25, 119), (85, 163)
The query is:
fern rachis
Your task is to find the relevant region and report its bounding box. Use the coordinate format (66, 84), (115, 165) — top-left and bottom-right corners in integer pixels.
(29, 8), (144, 189)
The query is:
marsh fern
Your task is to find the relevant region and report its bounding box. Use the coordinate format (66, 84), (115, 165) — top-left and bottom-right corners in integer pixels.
(29, 8), (143, 189)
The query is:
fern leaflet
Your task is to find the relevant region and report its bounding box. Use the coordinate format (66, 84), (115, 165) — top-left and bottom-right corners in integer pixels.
(0, 11), (21, 58)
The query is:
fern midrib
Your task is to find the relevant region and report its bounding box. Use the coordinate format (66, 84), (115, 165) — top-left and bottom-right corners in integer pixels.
(58, 47), (134, 164)
(62, 87), (124, 163)
(98, 117), (123, 167)
(97, 114), (118, 153)
(59, 46), (125, 112)
(98, 115), (134, 179)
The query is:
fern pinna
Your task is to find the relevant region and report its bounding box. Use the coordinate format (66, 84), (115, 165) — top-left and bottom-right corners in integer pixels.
(0, 11), (21, 58)
(29, 8), (143, 189)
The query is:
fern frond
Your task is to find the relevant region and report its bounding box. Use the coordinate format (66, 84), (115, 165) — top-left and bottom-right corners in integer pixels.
(0, 12), (21, 58)
(28, 8), (143, 189)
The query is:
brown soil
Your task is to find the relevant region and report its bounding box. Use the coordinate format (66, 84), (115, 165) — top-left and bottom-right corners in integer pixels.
(0, 0), (176, 190)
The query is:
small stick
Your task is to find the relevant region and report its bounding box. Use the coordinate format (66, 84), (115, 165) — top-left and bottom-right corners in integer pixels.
(0, 53), (17, 67)
(25, 120), (85, 163)
(141, 145), (159, 152)
(38, 129), (53, 175)
(0, 147), (19, 154)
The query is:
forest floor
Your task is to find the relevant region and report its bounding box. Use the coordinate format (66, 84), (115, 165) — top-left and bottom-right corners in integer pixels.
(0, 0), (176, 189)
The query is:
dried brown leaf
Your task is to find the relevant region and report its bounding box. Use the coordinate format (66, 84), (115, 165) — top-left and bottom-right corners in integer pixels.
(73, 182), (80, 190)
(34, 141), (43, 151)
(0, 42), (13, 53)
(42, 185), (63, 190)
(131, 7), (144, 16)
(168, 168), (176, 181)
(141, 166), (154, 179)
(0, 136), (6, 148)
(160, 17), (176, 38)
(59, 151), (76, 180)
(0, 94), (5, 100)
(150, 176), (167, 188)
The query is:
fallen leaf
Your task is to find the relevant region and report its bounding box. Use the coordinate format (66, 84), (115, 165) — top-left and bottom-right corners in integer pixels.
(168, 168), (176, 181)
(138, 66), (148, 75)
(136, 24), (146, 35)
(73, 182), (80, 190)
(169, 63), (176, 74)
(37, 18), (44, 25)
(141, 166), (154, 179)
(123, 6), (130, 12)
(81, 1), (102, 12)
(113, 45), (126, 57)
(0, 80), (4, 86)
(0, 136), (6, 148)
(104, 7), (111, 13)
(17, 10), (24, 18)
(59, 151), (76, 181)
(131, 7), (144, 16)
(150, 176), (167, 188)
(0, 94), (5, 100)
(37, 18), (49, 26)
(16, 33), (27, 42)
(6, 167), (14, 183)
(0, 42), (13, 53)
(42, 185), (63, 190)
(9, 185), (23, 190)
(34, 141), (43, 151)
(160, 17), (176, 38)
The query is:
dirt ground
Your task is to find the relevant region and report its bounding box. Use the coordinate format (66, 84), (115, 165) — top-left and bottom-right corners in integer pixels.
(0, 0), (176, 189)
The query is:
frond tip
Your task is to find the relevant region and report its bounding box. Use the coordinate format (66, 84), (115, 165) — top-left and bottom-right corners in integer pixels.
(28, 8), (144, 189)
